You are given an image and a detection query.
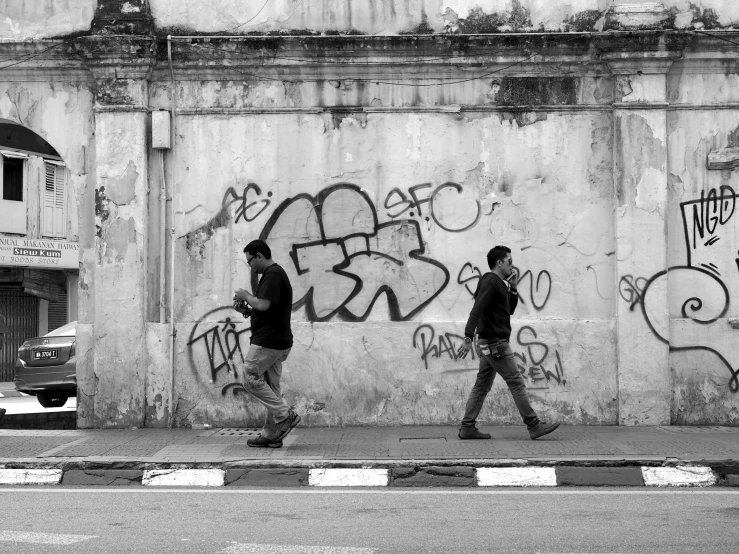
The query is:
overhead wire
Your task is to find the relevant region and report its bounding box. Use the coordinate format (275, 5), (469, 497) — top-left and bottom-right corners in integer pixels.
(0, 43), (64, 70)
(694, 29), (739, 49)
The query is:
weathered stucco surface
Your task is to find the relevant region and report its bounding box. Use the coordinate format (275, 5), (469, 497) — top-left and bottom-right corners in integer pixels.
(665, 103), (739, 424)
(165, 106), (617, 427)
(3, 0), (738, 39)
(3, 1), (739, 428)
(0, 0), (96, 39)
(148, 0), (739, 34)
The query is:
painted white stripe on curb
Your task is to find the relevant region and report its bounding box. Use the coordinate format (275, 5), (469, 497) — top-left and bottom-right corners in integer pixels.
(219, 543), (376, 553)
(142, 469), (225, 487)
(476, 467), (557, 487)
(309, 469), (389, 487)
(0, 469), (62, 485)
(0, 531), (96, 545)
(641, 465), (716, 487)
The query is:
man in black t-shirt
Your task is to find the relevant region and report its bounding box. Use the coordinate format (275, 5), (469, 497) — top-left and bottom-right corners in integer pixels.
(233, 240), (300, 448)
(456, 245), (559, 441)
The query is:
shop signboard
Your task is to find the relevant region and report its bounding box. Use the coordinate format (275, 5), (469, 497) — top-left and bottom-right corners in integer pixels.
(0, 237), (79, 269)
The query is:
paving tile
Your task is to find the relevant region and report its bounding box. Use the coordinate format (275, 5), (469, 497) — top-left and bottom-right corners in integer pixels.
(0, 437), (77, 458)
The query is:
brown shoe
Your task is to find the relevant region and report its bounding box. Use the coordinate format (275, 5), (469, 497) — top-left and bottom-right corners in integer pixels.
(458, 426), (491, 440)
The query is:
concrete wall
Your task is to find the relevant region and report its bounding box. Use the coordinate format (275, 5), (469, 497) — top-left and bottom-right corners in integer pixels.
(161, 106), (617, 426)
(149, 0), (739, 34)
(0, 0), (96, 39)
(3, 1), (738, 38)
(2, 1), (739, 428)
(662, 66), (739, 424)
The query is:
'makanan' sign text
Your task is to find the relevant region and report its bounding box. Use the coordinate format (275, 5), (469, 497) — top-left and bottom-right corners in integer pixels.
(0, 238), (79, 269)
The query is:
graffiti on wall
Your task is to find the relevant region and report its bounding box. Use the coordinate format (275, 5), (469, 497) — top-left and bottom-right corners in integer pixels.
(187, 306), (251, 396)
(383, 181), (481, 232)
(413, 324), (476, 370)
(223, 183), (272, 224)
(187, 180), (488, 392)
(514, 325), (566, 390)
(411, 323), (566, 390)
(258, 183), (451, 322)
(625, 186), (739, 392)
(457, 263), (552, 312)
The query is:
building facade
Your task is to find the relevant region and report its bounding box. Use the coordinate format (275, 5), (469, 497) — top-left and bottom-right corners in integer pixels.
(0, 0), (738, 427)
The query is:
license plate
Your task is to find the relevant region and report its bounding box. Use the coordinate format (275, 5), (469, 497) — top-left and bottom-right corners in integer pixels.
(33, 349), (58, 360)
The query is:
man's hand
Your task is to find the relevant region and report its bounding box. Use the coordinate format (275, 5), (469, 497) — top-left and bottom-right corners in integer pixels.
(233, 288), (251, 302)
(457, 340), (472, 359)
(507, 268), (518, 289)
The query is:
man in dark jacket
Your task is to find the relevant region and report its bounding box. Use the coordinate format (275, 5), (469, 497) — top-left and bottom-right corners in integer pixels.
(456, 245), (559, 440)
(233, 240), (300, 448)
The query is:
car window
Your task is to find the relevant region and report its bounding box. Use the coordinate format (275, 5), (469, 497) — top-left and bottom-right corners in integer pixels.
(44, 321), (77, 337)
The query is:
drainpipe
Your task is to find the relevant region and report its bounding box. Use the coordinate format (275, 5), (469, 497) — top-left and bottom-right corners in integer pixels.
(167, 35), (177, 428)
(158, 150), (166, 324)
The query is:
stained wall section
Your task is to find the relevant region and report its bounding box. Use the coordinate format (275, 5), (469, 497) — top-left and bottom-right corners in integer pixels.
(664, 65), (739, 424)
(152, 74), (618, 426)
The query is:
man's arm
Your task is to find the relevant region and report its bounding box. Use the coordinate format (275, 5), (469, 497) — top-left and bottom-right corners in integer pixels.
(456, 279), (494, 359)
(234, 269), (280, 312)
(235, 290), (271, 312)
(507, 270), (518, 314)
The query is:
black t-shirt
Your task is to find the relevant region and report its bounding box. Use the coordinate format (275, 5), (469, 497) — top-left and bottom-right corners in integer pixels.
(250, 263), (293, 350)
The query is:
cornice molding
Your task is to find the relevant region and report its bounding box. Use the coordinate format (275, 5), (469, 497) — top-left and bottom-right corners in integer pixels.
(71, 36), (158, 80)
(0, 31), (734, 82)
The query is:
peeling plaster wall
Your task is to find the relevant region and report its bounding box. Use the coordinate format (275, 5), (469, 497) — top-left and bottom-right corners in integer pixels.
(149, 0), (739, 34)
(2, 0), (739, 39)
(665, 70), (739, 423)
(0, 0), (96, 39)
(666, 0), (739, 29)
(159, 83), (617, 426)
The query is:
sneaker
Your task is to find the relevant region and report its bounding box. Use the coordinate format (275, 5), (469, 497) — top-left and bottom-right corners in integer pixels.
(274, 409), (301, 442)
(246, 435), (283, 448)
(458, 426), (491, 440)
(529, 420), (560, 440)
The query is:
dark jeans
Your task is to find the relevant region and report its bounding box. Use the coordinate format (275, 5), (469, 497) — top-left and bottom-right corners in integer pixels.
(461, 339), (539, 430)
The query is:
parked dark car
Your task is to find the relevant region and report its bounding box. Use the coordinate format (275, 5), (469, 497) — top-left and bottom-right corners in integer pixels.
(13, 321), (76, 407)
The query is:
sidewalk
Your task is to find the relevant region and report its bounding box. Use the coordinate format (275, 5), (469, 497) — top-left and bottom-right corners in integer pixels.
(1, 425), (738, 487)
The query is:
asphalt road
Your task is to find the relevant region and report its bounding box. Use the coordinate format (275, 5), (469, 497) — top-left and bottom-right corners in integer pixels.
(1, 488), (738, 553)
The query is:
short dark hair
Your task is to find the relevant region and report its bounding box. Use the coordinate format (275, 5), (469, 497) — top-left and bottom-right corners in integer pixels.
(487, 245), (511, 269)
(243, 239), (271, 259)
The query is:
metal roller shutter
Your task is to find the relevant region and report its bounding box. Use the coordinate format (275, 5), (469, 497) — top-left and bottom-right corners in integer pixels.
(47, 284), (67, 332)
(0, 288), (39, 382)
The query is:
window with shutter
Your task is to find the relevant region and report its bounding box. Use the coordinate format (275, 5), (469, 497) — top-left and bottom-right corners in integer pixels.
(43, 161), (67, 237)
(0, 151), (28, 234)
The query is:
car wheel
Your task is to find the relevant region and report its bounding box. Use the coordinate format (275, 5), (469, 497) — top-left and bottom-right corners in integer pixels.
(37, 392), (69, 408)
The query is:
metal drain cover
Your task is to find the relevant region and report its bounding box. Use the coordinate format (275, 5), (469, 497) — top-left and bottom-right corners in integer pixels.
(399, 437), (448, 443)
(214, 428), (261, 436)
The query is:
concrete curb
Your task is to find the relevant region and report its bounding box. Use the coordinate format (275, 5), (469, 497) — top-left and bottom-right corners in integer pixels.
(1, 464), (738, 487)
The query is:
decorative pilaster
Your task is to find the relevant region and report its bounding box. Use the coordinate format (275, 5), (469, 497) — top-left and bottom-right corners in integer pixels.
(607, 55), (675, 425)
(74, 37), (156, 428)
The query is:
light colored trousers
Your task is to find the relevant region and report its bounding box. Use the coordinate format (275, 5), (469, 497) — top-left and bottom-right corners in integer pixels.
(240, 345), (292, 440)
